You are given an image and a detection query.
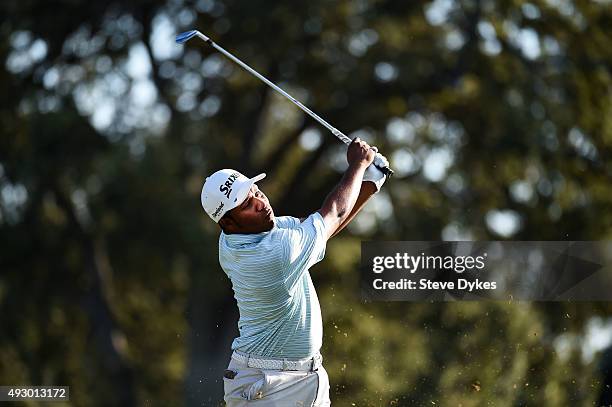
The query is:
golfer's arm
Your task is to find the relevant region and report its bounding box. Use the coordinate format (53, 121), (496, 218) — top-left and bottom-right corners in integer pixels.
(329, 181), (377, 238)
(318, 164), (367, 239)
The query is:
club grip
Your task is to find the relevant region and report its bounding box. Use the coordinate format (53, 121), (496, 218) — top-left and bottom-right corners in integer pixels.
(376, 163), (394, 178)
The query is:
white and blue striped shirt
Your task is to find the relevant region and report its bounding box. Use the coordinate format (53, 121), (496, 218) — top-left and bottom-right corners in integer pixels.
(219, 212), (327, 359)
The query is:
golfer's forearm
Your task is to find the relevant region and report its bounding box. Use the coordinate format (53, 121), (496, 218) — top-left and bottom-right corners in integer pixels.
(330, 181), (377, 238)
(319, 164), (366, 235)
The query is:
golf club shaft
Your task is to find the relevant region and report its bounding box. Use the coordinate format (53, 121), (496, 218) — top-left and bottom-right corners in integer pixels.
(182, 31), (393, 176)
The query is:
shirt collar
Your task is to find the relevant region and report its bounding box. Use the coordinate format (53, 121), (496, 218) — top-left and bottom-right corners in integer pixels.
(221, 221), (277, 247)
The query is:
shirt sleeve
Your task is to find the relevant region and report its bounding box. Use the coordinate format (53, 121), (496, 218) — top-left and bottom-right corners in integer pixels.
(274, 216), (301, 229)
(278, 212), (328, 290)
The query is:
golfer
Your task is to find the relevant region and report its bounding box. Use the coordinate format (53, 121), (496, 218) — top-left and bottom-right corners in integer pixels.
(201, 138), (388, 405)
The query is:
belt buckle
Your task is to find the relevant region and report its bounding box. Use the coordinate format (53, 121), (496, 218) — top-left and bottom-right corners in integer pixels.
(311, 354), (321, 372)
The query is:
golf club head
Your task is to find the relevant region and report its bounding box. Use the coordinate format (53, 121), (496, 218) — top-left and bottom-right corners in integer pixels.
(176, 30), (200, 44)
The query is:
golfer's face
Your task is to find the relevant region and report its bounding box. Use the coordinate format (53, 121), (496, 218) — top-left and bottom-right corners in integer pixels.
(230, 185), (274, 231)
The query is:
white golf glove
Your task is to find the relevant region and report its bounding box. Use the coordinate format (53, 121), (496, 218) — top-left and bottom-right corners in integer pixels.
(363, 152), (389, 192)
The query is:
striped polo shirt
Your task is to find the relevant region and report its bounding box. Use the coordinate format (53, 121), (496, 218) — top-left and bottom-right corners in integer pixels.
(219, 212), (327, 359)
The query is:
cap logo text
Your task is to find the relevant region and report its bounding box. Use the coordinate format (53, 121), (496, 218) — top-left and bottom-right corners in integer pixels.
(212, 202), (225, 218)
(219, 172), (239, 198)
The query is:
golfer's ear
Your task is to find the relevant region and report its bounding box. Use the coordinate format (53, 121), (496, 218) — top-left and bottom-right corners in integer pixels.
(219, 216), (236, 232)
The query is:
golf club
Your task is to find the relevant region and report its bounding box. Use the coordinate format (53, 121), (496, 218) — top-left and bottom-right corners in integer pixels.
(176, 30), (394, 177)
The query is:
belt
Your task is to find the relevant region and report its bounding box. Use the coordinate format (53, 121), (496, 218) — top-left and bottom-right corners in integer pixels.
(231, 350), (323, 372)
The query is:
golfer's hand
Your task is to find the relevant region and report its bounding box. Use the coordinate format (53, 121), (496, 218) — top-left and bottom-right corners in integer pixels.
(347, 137), (376, 169)
(363, 153), (389, 192)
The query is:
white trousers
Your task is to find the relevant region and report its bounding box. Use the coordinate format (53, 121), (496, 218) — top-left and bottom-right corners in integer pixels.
(223, 356), (331, 406)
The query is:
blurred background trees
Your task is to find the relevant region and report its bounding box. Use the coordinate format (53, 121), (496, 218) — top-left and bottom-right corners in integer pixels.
(1, 0), (611, 405)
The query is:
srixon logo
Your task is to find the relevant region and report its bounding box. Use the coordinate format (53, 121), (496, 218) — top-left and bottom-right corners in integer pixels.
(219, 172), (240, 198)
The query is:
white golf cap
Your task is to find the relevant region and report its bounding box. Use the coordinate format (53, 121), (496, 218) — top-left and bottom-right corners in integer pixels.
(201, 169), (266, 223)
